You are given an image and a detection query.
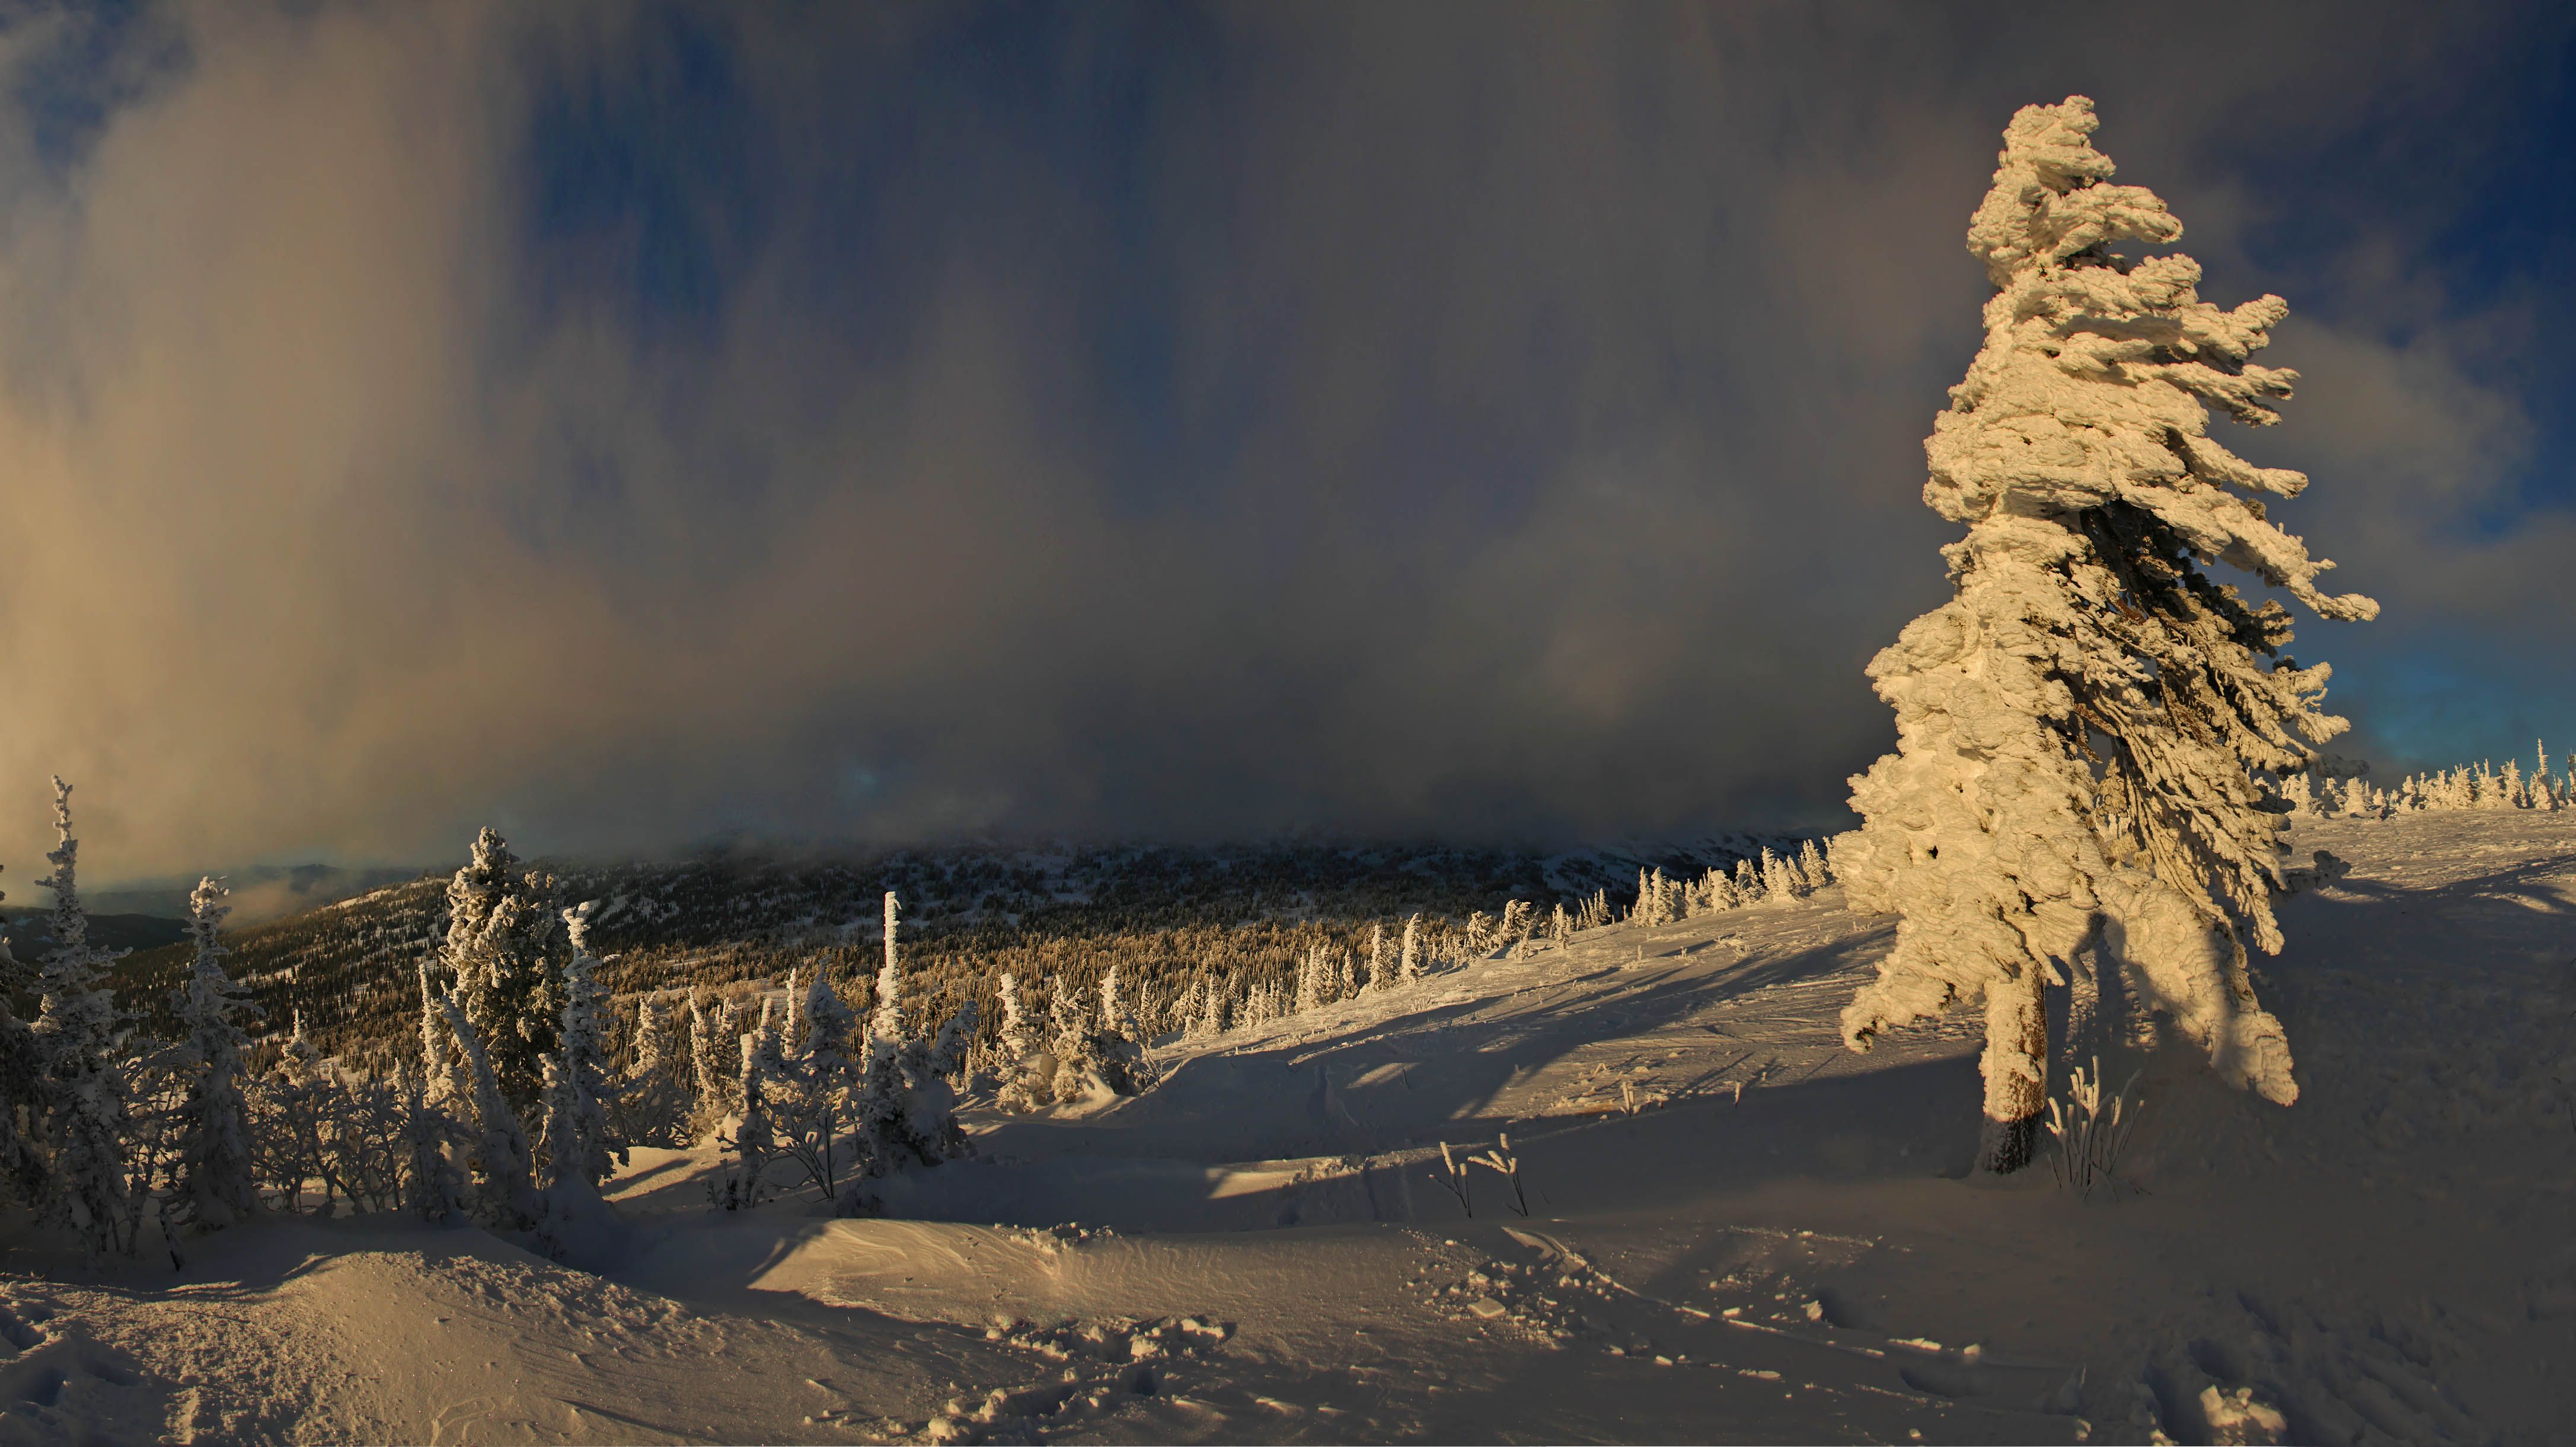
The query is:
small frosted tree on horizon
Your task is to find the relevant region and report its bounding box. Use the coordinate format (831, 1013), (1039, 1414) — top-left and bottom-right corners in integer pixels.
(1838, 97), (2374, 1173)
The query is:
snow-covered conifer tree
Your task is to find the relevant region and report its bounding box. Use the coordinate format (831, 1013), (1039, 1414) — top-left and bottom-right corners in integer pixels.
(1046, 975), (1103, 1101)
(613, 999), (688, 1148)
(992, 971), (1052, 1112)
(416, 954), (467, 1107)
(1839, 97), (2374, 1171)
(31, 778), (139, 1258)
(1094, 967), (1155, 1094)
(777, 958), (860, 1193)
(783, 968), (810, 1058)
(253, 1013), (329, 1213)
(403, 1065), (467, 1223)
(168, 877), (263, 1231)
(803, 963), (858, 1104)
(540, 904), (620, 1192)
(442, 829), (570, 1111)
(436, 994), (539, 1228)
(995, 971), (1023, 1043)
(685, 994), (733, 1138)
(717, 1031), (775, 1209)
(1798, 839), (1830, 893)
(1760, 849), (1798, 902)
(1400, 915), (1422, 983)
(1368, 924), (1390, 991)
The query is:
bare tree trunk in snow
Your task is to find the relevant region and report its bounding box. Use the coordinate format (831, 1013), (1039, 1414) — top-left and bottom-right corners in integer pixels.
(1978, 964), (2047, 1174)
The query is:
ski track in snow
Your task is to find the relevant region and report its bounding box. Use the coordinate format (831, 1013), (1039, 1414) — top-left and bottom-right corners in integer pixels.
(2, 811), (2571, 1443)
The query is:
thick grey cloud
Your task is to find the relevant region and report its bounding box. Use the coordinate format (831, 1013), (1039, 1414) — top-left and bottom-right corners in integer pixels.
(0, 1), (2564, 881)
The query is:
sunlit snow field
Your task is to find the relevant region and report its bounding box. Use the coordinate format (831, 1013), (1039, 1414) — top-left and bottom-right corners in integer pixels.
(4, 811), (2569, 1445)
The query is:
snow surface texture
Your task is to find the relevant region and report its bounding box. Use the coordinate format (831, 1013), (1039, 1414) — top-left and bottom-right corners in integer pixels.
(4, 810), (2569, 1444)
(1840, 97), (2377, 1130)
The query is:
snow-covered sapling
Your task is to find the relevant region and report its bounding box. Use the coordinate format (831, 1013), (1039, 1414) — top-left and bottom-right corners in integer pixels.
(1839, 97), (2373, 1173)
(168, 876), (264, 1232)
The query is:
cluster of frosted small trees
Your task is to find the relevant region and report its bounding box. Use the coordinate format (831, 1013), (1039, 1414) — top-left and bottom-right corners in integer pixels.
(2284, 742), (2572, 818)
(702, 892), (977, 1212)
(984, 906), (1517, 1079)
(1065, 845), (1838, 1064)
(0, 798), (982, 1264)
(1141, 906), (1549, 1055)
(1626, 843), (1833, 927)
(1090, 913), (1443, 1059)
(0, 779), (260, 1264)
(980, 966), (1158, 1112)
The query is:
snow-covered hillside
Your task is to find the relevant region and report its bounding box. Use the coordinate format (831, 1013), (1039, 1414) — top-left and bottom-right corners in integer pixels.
(8, 811), (2569, 1444)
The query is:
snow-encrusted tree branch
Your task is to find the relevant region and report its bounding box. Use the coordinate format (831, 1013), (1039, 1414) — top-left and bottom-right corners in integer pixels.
(1840, 98), (2373, 1171)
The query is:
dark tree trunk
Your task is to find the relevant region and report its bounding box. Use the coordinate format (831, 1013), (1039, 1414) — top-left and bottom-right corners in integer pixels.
(1979, 1111), (2040, 1174)
(1978, 960), (2050, 1174)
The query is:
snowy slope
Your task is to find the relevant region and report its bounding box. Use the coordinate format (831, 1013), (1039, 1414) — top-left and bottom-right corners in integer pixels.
(5, 811), (2569, 1445)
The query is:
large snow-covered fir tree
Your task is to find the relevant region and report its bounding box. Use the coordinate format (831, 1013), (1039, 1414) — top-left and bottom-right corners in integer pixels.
(1837, 97), (2376, 1172)
(169, 877), (263, 1231)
